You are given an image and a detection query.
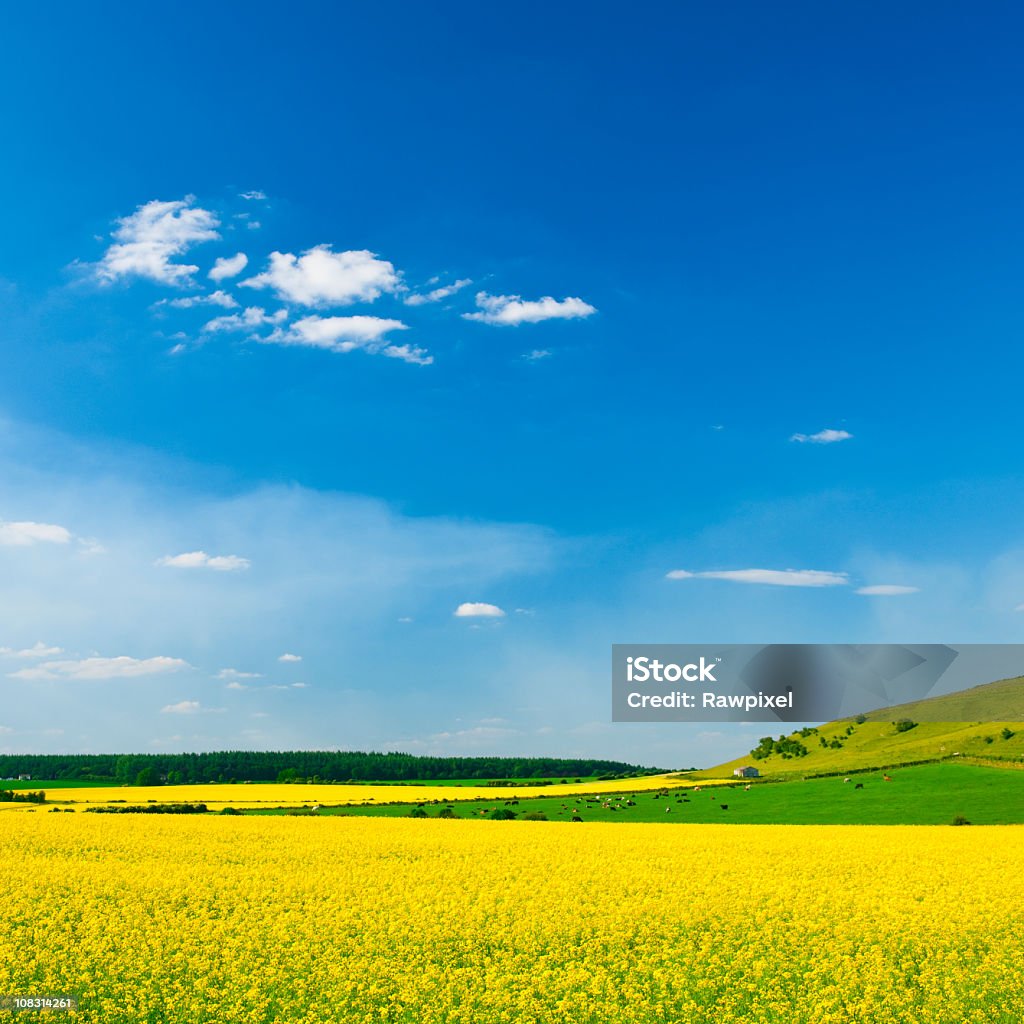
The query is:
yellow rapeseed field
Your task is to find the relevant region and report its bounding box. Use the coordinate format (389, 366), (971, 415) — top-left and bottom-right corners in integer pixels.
(0, 774), (721, 812)
(1, 816), (1021, 1023)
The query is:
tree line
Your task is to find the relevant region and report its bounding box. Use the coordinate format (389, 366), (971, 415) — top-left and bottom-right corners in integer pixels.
(0, 751), (661, 785)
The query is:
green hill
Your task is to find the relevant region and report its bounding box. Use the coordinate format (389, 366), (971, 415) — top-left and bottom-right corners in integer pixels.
(699, 675), (1024, 778)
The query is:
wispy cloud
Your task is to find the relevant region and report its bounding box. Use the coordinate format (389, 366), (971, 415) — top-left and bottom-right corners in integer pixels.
(523, 349), (552, 362)
(208, 252), (248, 282)
(790, 429), (853, 444)
(201, 307), (288, 334)
(0, 521), (71, 546)
(454, 602), (506, 617)
(216, 668), (263, 681)
(161, 700), (225, 714)
(463, 292), (596, 326)
(238, 191), (267, 201)
(94, 197), (220, 286)
(404, 278), (472, 306)
(11, 655), (189, 681)
(263, 316), (431, 365)
(156, 551), (251, 571)
(156, 290), (238, 310)
(666, 568), (849, 588)
(241, 246), (399, 307)
(855, 584), (920, 596)
(0, 643), (63, 658)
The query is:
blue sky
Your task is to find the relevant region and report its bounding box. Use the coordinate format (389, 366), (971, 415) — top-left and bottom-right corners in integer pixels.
(2, 3), (1024, 765)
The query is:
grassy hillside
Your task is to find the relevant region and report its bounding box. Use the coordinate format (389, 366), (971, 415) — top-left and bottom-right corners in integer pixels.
(700, 675), (1024, 778)
(863, 674), (1024, 721)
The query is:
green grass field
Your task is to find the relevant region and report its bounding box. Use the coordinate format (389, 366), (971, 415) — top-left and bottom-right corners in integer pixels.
(237, 763), (1024, 825)
(0, 778), (115, 790)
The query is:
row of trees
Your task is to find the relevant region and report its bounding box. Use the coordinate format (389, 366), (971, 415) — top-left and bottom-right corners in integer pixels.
(0, 751), (660, 785)
(0, 789), (45, 804)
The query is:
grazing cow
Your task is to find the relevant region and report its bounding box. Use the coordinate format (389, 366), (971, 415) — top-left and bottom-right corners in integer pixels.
(720, 804), (729, 811)
(744, 784), (751, 791)
(854, 782), (864, 790)
(665, 806), (671, 812)
(843, 778), (851, 783)
(883, 774), (893, 782)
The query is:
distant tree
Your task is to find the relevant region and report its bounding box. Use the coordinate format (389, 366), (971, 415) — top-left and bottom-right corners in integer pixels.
(134, 767), (160, 787)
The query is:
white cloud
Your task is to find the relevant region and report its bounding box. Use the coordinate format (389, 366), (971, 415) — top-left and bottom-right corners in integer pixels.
(791, 429), (853, 444)
(160, 700), (224, 715)
(0, 643), (63, 658)
(454, 602), (506, 617)
(201, 307), (288, 334)
(463, 291), (596, 326)
(158, 290), (238, 309)
(855, 585), (920, 596)
(523, 349), (552, 362)
(0, 520), (71, 546)
(380, 343), (433, 366)
(263, 316), (431, 365)
(161, 700), (200, 714)
(209, 252), (248, 282)
(238, 191), (267, 201)
(278, 653), (302, 663)
(216, 668), (263, 680)
(156, 551), (251, 571)
(666, 568), (849, 588)
(241, 246), (399, 307)
(95, 197), (220, 286)
(11, 655), (189, 681)
(404, 278), (472, 306)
